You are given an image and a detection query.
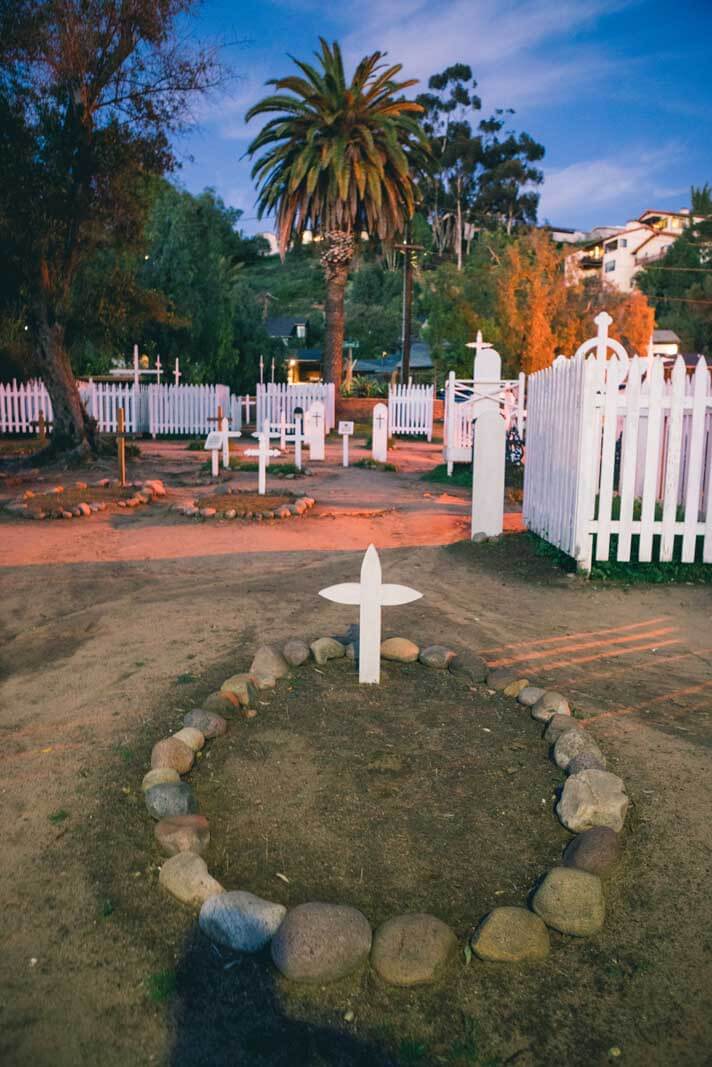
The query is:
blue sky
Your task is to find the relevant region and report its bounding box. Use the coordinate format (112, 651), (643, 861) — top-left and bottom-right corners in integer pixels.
(177, 0), (712, 234)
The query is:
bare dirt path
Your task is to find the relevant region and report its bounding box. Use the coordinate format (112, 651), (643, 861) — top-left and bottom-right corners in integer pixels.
(1, 440), (711, 1066)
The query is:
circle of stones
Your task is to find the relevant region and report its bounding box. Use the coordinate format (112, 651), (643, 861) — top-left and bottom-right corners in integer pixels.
(4, 478), (165, 520)
(143, 638), (629, 981)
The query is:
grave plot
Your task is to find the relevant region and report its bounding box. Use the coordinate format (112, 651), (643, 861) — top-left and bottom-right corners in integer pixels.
(3, 478), (166, 519)
(172, 488), (315, 520)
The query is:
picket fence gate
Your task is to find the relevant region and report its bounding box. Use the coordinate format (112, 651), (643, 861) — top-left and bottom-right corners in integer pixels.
(0, 378), (251, 437)
(388, 383), (434, 439)
(443, 346), (526, 472)
(256, 383), (335, 437)
(523, 312), (712, 570)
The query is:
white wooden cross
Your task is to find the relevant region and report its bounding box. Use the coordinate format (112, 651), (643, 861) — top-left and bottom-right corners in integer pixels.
(319, 544), (422, 684)
(173, 358), (182, 385)
(204, 418), (241, 476)
(339, 420), (354, 467)
(155, 355), (162, 384)
(245, 417), (281, 494)
(372, 402), (388, 463)
(242, 394), (255, 424)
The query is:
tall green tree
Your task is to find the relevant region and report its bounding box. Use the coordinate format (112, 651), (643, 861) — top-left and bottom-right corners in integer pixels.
(637, 185), (712, 355)
(246, 39), (427, 384)
(416, 65), (544, 267)
(0, 0), (220, 454)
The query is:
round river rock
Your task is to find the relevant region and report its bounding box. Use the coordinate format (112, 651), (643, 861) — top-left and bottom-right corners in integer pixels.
(151, 737), (195, 774)
(531, 691), (571, 722)
(553, 729), (606, 771)
(183, 709), (227, 738)
(471, 907), (550, 962)
(154, 814), (210, 856)
(532, 867), (605, 936)
(418, 646), (456, 670)
(557, 768), (629, 833)
(517, 686), (546, 707)
(145, 781), (198, 821)
(141, 768), (180, 792)
(562, 826), (622, 877)
(370, 913), (457, 985)
(270, 902), (372, 982)
(310, 637), (345, 665)
(283, 638), (311, 667)
(200, 891), (287, 952)
(380, 637), (419, 663)
(448, 651), (488, 684)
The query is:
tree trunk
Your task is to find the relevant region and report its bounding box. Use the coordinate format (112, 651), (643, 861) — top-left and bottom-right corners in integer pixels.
(455, 178), (463, 271)
(35, 313), (94, 455)
(320, 231), (354, 386)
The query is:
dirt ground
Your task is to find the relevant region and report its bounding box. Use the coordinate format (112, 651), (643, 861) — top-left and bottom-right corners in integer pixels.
(1, 434), (711, 1066)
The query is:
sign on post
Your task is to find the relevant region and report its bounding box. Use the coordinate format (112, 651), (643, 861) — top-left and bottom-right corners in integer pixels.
(319, 544), (422, 684)
(338, 420), (354, 467)
(204, 430), (224, 478)
(372, 403), (388, 463)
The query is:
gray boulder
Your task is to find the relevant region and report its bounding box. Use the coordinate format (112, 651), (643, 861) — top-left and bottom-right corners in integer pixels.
(544, 714), (581, 744)
(271, 902), (372, 982)
(448, 651), (488, 685)
(517, 686), (546, 707)
(145, 782), (198, 821)
(183, 709), (228, 739)
(310, 637), (346, 665)
(283, 638), (311, 667)
(418, 646), (456, 670)
(200, 891), (286, 952)
(159, 852), (223, 909)
(557, 769), (629, 833)
(250, 645), (290, 688)
(562, 827), (622, 877)
(486, 667), (520, 691)
(531, 691), (571, 722)
(553, 729), (606, 771)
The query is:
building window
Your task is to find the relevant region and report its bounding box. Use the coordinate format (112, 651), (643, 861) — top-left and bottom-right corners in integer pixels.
(620, 238), (627, 248)
(605, 260), (616, 272)
(605, 239), (618, 251)
(296, 324), (306, 339)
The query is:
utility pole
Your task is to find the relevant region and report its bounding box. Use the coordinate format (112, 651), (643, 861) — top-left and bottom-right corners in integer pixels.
(395, 238), (424, 383)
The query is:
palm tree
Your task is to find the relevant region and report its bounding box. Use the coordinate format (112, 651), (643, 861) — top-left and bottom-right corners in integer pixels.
(246, 39), (426, 384)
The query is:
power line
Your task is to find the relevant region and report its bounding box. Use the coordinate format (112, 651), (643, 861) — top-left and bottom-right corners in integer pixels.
(638, 265), (712, 273)
(648, 295), (712, 305)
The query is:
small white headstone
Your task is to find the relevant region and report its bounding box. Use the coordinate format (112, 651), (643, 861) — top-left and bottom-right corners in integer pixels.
(319, 544), (422, 684)
(372, 403), (388, 463)
(305, 401), (325, 461)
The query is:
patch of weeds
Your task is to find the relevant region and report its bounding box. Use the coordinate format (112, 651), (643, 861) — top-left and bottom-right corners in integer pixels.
(145, 969), (177, 1003)
(398, 1040), (429, 1064)
(353, 458), (398, 472)
(423, 462), (523, 490)
(114, 744), (133, 764)
(447, 1016), (501, 1066)
(100, 898), (114, 919)
(48, 809), (69, 824)
(185, 439), (204, 451)
(176, 672), (196, 685)
(134, 660), (145, 667)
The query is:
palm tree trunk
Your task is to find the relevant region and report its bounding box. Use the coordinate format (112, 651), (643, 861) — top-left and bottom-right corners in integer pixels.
(321, 230), (354, 385)
(323, 266), (348, 384)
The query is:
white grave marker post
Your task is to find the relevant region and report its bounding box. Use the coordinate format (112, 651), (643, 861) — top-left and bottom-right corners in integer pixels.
(319, 544), (422, 684)
(372, 402), (388, 463)
(173, 358), (182, 385)
(471, 344), (505, 540)
(294, 411), (303, 471)
(245, 417), (281, 494)
(305, 401), (325, 460)
(339, 420), (354, 467)
(204, 429), (224, 478)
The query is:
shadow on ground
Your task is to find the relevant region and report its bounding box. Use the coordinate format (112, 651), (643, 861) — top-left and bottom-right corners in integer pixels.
(169, 928), (394, 1067)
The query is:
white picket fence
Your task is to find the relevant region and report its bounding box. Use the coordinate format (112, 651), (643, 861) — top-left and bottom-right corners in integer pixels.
(147, 383), (233, 436)
(256, 383), (335, 436)
(388, 383), (434, 439)
(523, 312), (712, 569)
(443, 346), (526, 471)
(0, 378), (252, 437)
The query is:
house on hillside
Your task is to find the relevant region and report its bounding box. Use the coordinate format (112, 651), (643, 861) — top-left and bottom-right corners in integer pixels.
(565, 210), (702, 292)
(265, 314), (310, 346)
(652, 329), (681, 358)
(353, 341), (434, 382)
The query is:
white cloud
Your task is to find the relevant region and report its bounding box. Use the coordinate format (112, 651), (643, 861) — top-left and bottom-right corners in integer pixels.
(538, 144), (685, 223)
